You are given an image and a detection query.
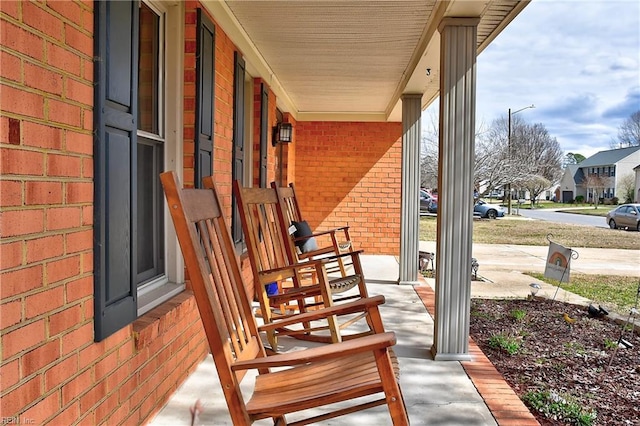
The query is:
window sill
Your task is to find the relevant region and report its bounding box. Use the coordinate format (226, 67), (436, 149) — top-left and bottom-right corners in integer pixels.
(132, 291), (195, 351)
(138, 280), (185, 316)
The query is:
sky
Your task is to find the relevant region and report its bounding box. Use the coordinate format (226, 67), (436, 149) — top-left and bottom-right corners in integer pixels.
(426, 0), (640, 158)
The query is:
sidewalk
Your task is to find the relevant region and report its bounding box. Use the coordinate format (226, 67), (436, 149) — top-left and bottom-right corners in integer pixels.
(419, 242), (639, 302)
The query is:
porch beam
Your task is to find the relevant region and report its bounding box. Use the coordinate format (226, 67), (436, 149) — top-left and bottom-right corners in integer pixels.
(432, 17), (479, 361)
(399, 94), (422, 286)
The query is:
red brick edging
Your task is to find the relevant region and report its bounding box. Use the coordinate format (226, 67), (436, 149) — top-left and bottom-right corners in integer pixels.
(413, 284), (540, 426)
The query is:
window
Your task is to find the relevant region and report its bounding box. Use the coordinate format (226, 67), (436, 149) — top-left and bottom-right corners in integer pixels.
(93, 0), (183, 341)
(137, 1), (184, 315)
(136, 1), (165, 293)
(231, 52), (254, 249)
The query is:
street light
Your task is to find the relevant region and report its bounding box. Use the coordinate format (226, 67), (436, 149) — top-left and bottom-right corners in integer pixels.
(507, 104), (535, 215)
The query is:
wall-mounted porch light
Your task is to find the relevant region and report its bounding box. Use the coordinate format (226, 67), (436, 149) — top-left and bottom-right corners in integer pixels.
(272, 122), (293, 146)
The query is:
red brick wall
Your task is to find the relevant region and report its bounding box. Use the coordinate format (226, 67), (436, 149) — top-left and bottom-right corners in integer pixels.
(294, 121), (402, 255)
(0, 2), (250, 424)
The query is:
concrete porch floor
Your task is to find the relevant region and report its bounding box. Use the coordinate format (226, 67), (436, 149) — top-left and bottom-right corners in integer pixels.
(149, 253), (543, 425)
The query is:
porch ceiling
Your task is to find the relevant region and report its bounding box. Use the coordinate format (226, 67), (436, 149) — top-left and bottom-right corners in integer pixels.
(203, 0), (529, 122)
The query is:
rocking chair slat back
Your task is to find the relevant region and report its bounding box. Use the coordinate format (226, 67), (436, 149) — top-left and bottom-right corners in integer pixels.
(234, 182), (291, 274)
(161, 172), (262, 382)
(271, 182), (366, 297)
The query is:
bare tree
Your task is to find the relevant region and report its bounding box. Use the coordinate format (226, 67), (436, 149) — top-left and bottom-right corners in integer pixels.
(474, 115), (531, 198)
(512, 123), (564, 206)
(420, 110), (562, 209)
(420, 109), (439, 189)
(420, 110), (490, 192)
(474, 116), (562, 208)
(582, 173), (613, 209)
(612, 110), (640, 148)
(617, 173), (635, 204)
(520, 176), (551, 207)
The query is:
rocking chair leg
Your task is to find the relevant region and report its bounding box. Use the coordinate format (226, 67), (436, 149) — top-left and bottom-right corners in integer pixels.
(267, 330), (278, 351)
(273, 415), (287, 425)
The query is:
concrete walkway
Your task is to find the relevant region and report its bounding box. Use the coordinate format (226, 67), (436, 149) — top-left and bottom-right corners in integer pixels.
(150, 244), (639, 425)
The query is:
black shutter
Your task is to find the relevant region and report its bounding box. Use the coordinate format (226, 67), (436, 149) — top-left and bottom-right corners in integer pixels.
(231, 52), (245, 244)
(259, 83), (268, 188)
(93, 0), (139, 341)
(195, 9), (215, 188)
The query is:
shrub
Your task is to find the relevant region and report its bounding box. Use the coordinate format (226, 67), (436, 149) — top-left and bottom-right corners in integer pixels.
(611, 197), (619, 205)
(523, 390), (597, 426)
(575, 195), (584, 204)
(488, 333), (521, 355)
(511, 309), (527, 322)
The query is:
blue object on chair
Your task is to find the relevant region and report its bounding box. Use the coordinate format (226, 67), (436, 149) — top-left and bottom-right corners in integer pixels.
(266, 282), (279, 296)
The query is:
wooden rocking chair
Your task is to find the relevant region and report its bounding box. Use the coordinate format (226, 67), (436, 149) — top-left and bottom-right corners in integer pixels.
(271, 182), (363, 283)
(160, 171), (409, 425)
(232, 181), (373, 348)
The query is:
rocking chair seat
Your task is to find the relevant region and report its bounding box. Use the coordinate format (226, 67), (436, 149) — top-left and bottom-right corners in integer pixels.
(268, 275), (361, 305)
(248, 351), (397, 418)
(328, 274), (361, 293)
(233, 332), (401, 421)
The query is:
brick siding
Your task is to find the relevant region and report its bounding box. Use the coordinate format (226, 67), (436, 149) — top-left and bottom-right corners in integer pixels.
(294, 121), (403, 255)
(0, 2), (220, 424)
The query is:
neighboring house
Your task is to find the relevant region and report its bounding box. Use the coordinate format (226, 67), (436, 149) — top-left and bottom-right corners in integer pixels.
(0, 1), (528, 424)
(558, 164), (584, 203)
(557, 146), (640, 203)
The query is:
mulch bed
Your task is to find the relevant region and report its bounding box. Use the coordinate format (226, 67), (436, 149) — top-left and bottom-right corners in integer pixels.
(469, 298), (640, 425)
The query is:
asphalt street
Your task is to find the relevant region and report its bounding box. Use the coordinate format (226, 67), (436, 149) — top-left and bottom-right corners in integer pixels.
(515, 207), (609, 228)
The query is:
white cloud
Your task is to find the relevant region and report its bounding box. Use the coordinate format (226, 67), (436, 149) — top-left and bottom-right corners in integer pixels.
(425, 0), (640, 159)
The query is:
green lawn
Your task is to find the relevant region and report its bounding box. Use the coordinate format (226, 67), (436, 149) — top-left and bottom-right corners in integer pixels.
(419, 216), (639, 250)
(527, 272), (639, 315)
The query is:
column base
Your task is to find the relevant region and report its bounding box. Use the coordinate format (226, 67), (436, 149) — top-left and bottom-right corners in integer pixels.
(431, 346), (473, 361)
(398, 280), (421, 286)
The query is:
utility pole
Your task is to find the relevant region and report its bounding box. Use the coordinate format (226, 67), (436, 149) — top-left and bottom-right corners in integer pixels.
(506, 104), (535, 215)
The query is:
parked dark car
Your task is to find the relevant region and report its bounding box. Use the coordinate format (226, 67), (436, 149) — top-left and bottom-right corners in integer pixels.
(420, 190), (437, 213)
(606, 203), (640, 231)
(474, 200), (505, 219)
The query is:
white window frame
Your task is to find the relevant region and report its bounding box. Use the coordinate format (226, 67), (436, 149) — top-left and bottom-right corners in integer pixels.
(137, 0), (185, 315)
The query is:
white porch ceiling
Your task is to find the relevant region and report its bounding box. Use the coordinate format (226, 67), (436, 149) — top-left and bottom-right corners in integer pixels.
(203, 0), (530, 122)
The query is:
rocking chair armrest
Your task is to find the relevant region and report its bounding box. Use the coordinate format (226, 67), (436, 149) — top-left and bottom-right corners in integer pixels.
(294, 226), (349, 239)
(231, 331), (396, 371)
(258, 295), (386, 331)
(258, 259), (326, 282)
(300, 249), (365, 262)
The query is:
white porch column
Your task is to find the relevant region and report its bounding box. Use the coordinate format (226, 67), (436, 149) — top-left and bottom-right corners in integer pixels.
(399, 94), (422, 286)
(431, 17), (479, 361)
